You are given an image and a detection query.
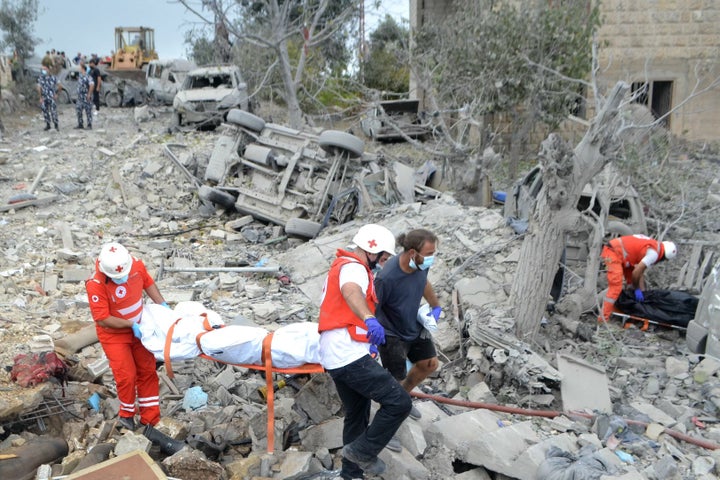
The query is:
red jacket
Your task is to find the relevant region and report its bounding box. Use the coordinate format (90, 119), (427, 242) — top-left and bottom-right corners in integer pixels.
(609, 235), (665, 268)
(318, 249), (376, 343)
(85, 257), (154, 344)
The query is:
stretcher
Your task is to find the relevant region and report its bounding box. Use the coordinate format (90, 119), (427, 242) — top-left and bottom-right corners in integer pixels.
(610, 309), (687, 332)
(161, 319), (324, 453)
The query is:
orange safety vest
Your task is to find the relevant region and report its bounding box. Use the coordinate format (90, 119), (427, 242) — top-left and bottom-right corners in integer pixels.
(609, 235), (665, 268)
(318, 249), (376, 343)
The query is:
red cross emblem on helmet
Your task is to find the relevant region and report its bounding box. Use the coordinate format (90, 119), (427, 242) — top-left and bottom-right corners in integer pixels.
(368, 239), (377, 248)
(115, 265), (124, 273)
(109, 246), (117, 253)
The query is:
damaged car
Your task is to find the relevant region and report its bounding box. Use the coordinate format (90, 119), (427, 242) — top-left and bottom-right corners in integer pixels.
(56, 68), (145, 107)
(360, 99), (433, 142)
(146, 58), (196, 105)
(193, 109), (439, 239)
(504, 164), (648, 264)
(172, 65), (250, 128)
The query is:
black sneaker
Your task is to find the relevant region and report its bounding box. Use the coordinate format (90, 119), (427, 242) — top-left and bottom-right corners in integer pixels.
(342, 444), (386, 475)
(74, 124), (84, 129)
(43, 124), (51, 131)
(54, 123), (59, 131)
(86, 125), (92, 130)
(117, 416), (136, 431)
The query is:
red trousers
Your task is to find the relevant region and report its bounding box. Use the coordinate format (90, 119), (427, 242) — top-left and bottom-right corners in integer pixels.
(601, 245), (633, 320)
(101, 337), (160, 426)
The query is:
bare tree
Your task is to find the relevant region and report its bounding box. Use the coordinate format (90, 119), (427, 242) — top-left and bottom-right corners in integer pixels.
(177, 0), (356, 128)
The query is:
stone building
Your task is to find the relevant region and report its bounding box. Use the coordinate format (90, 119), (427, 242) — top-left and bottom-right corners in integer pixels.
(410, 0), (720, 142)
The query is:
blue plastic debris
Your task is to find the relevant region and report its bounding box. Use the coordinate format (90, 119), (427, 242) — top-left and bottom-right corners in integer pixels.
(87, 392), (101, 411)
(492, 191), (507, 204)
(615, 450), (634, 463)
(183, 386), (208, 411)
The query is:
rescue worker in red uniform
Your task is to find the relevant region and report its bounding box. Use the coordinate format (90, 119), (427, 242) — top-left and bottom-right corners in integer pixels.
(85, 242), (168, 430)
(600, 234), (678, 321)
(318, 224), (412, 478)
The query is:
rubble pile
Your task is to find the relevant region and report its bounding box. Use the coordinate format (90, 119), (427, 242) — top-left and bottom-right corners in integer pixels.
(0, 103), (719, 479)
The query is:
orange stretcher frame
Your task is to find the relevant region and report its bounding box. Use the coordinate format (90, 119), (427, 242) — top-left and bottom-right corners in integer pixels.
(162, 321), (324, 453)
(610, 308), (687, 332)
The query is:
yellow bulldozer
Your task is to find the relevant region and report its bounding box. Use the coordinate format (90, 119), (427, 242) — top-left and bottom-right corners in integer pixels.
(110, 26), (158, 71)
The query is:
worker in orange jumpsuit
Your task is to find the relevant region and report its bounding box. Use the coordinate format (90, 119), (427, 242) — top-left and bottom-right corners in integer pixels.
(600, 234), (678, 321)
(85, 242), (169, 430)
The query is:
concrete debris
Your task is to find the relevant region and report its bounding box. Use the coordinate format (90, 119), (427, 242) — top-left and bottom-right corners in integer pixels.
(0, 98), (719, 480)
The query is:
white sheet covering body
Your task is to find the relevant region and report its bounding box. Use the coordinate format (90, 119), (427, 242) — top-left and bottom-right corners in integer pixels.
(138, 302), (321, 368)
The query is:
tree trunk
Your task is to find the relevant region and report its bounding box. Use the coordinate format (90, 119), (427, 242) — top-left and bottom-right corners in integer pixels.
(277, 42), (303, 129)
(511, 82), (630, 340)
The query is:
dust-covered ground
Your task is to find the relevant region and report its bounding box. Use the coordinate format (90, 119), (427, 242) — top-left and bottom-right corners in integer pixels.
(1, 99), (720, 479)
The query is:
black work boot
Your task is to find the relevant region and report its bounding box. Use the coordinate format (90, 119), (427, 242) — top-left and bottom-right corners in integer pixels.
(44, 123), (51, 131)
(54, 122), (59, 131)
(74, 123), (84, 129)
(143, 424), (186, 455)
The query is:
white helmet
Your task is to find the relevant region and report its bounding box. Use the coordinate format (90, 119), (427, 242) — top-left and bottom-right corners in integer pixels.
(352, 224), (396, 255)
(98, 242), (133, 278)
(662, 241), (677, 260)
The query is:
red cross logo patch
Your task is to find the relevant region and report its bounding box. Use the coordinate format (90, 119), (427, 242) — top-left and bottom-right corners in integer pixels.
(368, 239), (377, 249)
(109, 246), (117, 253)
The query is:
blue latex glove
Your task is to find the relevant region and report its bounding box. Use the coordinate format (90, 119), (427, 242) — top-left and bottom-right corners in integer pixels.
(364, 317), (385, 345)
(160, 302), (170, 309)
(431, 306), (442, 322)
(131, 323), (142, 339)
(634, 289), (644, 303)
(369, 344), (379, 359)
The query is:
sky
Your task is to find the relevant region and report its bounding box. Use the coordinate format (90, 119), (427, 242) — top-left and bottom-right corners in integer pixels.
(33, 0), (409, 62)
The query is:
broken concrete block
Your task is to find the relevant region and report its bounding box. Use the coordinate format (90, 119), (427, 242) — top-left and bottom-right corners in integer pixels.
(162, 448), (224, 480)
(114, 432), (152, 456)
(456, 468), (493, 480)
(426, 408), (502, 451)
(277, 451), (314, 479)
(244, 283), (266, 299)
(630, 401), (677, 427)
(665, 356), (689, 378)
(86, 357), (110, 377)
(142, 160), (164, 177)
(63, 268), (91, 283)
(460, 421), (541, 479)
(211, 366), (236, 390)
(395, 419), (427, 457)
(378, 446), (431, 480)
(209, 229), (225, 240)
(65, 451), (165, 479)
(251, 302), (278, 322)
(29, 334), (54, 353)
(148, 239), (173, 250)
(299, 417), (343, 451)
(557, 353), (612, 414)
(225, 455), (261, 480)
(41, 274), (58, 292)
(225, 215), (254, 231)
(294, 374), (341, 424)
(467, 381), (496, 404)
(134, 105), (152, 123)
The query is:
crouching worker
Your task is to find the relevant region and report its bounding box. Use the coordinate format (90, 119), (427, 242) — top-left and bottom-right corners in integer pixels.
(600, 234), (677, 322)
(85, 242), (183, 453)
(318, 224), (412, 478)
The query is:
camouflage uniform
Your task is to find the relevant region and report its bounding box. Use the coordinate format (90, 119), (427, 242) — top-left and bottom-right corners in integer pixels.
(37, 73), (59, 130)
(76, 70), (94, 129)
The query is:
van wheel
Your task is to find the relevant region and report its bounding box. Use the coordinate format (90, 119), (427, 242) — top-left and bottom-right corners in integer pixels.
(57, 89), (70, 104)
(227, 109), (265, 132)
(318, 131), (364, 159)
(105, 91), (121, 108)
(285, 218), (322, 239)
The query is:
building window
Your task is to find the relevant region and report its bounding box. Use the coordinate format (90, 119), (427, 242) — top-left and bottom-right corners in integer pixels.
(631, 81), (673, 127)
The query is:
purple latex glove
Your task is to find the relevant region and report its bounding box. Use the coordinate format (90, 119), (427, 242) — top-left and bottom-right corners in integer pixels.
(634, 289), (645, 303)
(369, 344), (379, 359)
(431, 306), (442, 322)
(364, 317), (385, 345)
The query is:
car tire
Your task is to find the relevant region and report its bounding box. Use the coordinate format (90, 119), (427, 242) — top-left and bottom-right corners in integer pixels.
(606, 220), (633, 238)
(318, 131), (364, 159)
(57, 89), (71, 104)
(105, 91), (121, 108)
(227, 109), (265, 132)
(285, 218), (322, 239)
(198, 185), (236, 210)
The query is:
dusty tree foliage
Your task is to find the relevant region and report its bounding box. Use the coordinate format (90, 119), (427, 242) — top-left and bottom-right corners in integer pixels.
(177, 0), (357, 128)
(412, 0), (599, 176)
